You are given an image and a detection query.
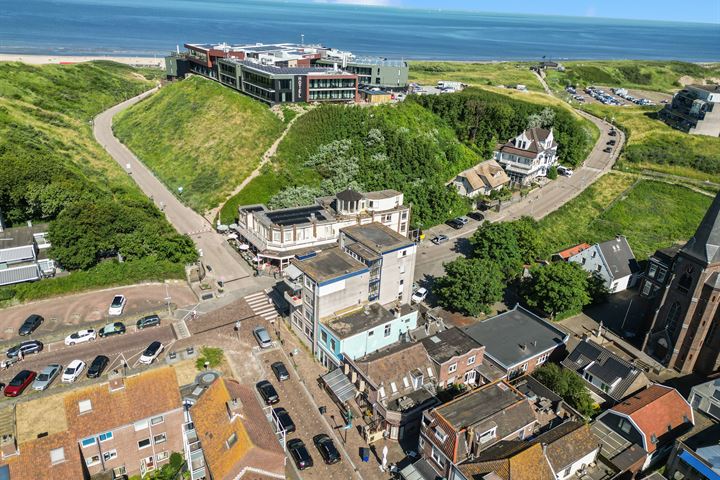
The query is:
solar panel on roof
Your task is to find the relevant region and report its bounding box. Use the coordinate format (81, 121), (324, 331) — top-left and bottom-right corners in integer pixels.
(265, 205), (329, 226)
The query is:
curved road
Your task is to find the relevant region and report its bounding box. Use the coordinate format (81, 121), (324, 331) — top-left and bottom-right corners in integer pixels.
(93, 89), (254, 288)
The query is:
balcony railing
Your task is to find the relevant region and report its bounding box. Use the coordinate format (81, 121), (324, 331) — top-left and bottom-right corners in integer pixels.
(284, 291), (303, 307)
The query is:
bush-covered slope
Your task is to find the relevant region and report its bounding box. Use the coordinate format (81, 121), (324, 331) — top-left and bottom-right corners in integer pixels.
(114, 76), (284, 212)
(0, 62), (196, 303)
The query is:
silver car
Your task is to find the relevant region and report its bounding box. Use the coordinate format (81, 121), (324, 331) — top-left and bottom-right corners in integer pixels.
(32, 363), (62, 391)
(253, 327), (273, 349)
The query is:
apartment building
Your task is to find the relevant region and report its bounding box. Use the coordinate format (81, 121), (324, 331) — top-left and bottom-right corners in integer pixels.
(236, 188), (410, 272)
(166, 42), (409, 104)
(661, 84), (720, 137)
(494, 127), (559, 185)
(288, 222), (417, 365)
(419, 327), (489, 388)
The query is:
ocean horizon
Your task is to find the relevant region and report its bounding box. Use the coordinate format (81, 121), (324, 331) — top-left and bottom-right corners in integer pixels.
(1, 0), (718, 61)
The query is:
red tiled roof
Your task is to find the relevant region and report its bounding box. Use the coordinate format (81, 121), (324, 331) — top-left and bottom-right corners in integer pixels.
(8, 431), (83, 480)
(611, 385), (692, 453)
(556, 243), (591, 260)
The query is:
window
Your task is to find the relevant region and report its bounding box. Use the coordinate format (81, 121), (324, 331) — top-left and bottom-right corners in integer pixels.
(134, 420), (149, 431)
(81, 437), (96, 448)
(467, 355), (476, 365)
(648, 264), (658, 279)
(650, 434), (657, 444)
(78, 399), (92, 413)
(642, 281), (653, 297)
(368, 330), (375, 337)
(226, 432), (238, 449)
(419, 436), (425, 449)
(657, 268), (667, 283)
(478, 427), (496, 444)
(431, 446), (445, 467)
(330, 339), (337, 351)
(537, 352), (550, 365)
(390, 382), (398, 393)
(448, 363), (457, 373)
(433, 427), (448, 443)
(98, 431), (113, 442)
(619, 419), (632, 434)
(403, 377), (410, 388)
(50, 448), (65, 464)
(103, 450), (117, 462)
(138, 438), (151, 450)
(156, 451), (169, 462)
(114, 466), (127, 476)
(400, 279), (405, 285)
(378, 387), (386, 399)
(384, 324), (391, 337)
(153, 433), (167, 444)
(321, 330), (328, 343)
(151, 415), (164, 426)
(86, 455), (101, 466)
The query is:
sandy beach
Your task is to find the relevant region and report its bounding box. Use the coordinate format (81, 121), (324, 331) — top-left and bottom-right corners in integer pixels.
(0, 53), (163, 67)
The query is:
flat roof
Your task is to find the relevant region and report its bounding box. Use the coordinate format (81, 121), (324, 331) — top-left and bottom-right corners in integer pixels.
(421, 328), (482, 364)
(463, 305), (568, 370)
(0, 224), (47, 250)
(321, 57), (407, 67)
(436, 382), (523, 430)
(342, 223), (413, 255)
(292, 247), (367, 284)
(261, 204), (333, 227)
(363, 189), (401, 200)
(236, 60), (351, 76)
(323, 303), (395, 339)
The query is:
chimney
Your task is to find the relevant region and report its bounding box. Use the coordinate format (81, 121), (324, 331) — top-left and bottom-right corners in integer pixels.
(226, 397), (243, 419)
(108, 368), (125, 392)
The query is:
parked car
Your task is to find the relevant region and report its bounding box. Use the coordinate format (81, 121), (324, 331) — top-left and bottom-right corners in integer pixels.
(87, 355), (109, 378)
(139, 341), (164, 365)
(411, 287), (428, 304)
(557, 166), (574, 177)
(4, 370), (36, 397)
(32, 364), (62, 391)
(287, 439), (313, 470)
(18, 314), (43, 336)
(256, 380), (279, 405)
(108, 295), (127, 316)
(271, 361), (289, 382)
(468, 211), (485, 222)
(603, 146), (613, 153)
(608, 130), (617, 136)
(64, 329), (96, 346)
(313, 434), (341, 465)
(62, 360), (86, 383)
(607, 139), (617, 146)
(273, 407), (296, 433)
(431, 234), (449, 245)
(446, 218), (464, 230)
(136, 314), (160, 330)
(456, 216), (470, 226)
(99, 322), (126, 338)
(253, 327), (273, 349)
(6, 340), (43, 359)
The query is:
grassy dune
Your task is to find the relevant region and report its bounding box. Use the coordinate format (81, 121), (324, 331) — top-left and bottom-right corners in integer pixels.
(409, 61), (543, 90)
(114, 76), (284, 213)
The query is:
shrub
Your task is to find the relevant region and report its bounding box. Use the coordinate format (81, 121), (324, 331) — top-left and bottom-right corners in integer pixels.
(196, 346), (224, 370)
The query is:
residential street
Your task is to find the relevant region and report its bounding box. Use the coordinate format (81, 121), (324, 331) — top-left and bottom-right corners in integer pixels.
(93, 89), (258, 291)
(415, 108), (625, 282)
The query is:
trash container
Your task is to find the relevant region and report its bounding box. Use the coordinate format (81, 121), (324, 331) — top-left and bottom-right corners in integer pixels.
(319, 406), (327, 415)
(360, 447), (370, 462)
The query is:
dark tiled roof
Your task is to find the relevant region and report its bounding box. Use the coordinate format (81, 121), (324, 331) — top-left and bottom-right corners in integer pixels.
(499, 128), (556, 158)
(561, 339), (646, 401)
(336, 188), (364, 202)
(534, 421), (598, 473)
(421, 327), (483, 364)
(597, 236), (640, 278)
(457, 442), (554, 480)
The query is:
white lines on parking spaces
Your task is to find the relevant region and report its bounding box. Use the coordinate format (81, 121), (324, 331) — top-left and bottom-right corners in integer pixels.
(244, 291), (280, 322)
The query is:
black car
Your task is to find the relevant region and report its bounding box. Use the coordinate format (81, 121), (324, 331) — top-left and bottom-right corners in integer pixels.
(256, 380), (279, 405)
(6, 340), (43, 359)
(313, 434), (341, 465)
(98, 321), (126, 338)
(273, 407), (296, 433)
(18, 315), (43, 336)
(608, 130), (617, 136)
(87, 355), (109, 378)
(287, 439), (313, 470)
(136, 314), (161, 330)
(468, 211), (485, 222)
(603, 147), (612, 153)
(606, 139), (616, 146)
(271, 362), (289, 382)
(446, 219), (464, 230)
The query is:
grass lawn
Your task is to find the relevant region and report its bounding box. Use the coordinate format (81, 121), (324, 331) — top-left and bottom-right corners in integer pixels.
(114, 76), (284, 213)
(580, 103), (720, 184)
(544, 60), (720, 94)
(538, 173), (712, 260)
(409, 61), (543, 90)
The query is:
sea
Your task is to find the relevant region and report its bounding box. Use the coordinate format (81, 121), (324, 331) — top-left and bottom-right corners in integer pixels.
(1, 0), (718, 61)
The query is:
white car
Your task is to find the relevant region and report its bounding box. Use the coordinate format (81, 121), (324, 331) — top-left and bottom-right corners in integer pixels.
(139, 341), (164, 365)
(411, 287), (428, 304)
(557, 166), (573, 177)
(64, 329), (97, 346)
(108, 295), (127, 316)
(62, 359), (86, 383)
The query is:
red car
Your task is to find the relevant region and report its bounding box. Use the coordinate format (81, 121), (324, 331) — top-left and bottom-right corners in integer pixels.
(4, 370), (36, 397)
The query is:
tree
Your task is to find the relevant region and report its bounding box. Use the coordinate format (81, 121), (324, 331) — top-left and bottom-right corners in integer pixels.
(522, 261), (591, 319)
(470, 222), (524, 279)
(547, 165), (558, 180)
(533, 363), (596, 417)
(587, 271), (610, 305)
(268, 185), (323, 209)
(512, 216), (545, 263)
(436, 258), (504, 316)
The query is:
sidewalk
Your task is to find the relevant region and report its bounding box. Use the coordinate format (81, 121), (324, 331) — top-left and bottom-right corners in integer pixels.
(276, 320), (406, 480)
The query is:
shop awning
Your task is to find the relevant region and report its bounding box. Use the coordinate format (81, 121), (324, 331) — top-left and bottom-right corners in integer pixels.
(321, 368), (357, 404)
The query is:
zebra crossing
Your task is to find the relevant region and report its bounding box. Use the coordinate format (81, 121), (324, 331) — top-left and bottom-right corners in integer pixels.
(244, 291), (280, 322)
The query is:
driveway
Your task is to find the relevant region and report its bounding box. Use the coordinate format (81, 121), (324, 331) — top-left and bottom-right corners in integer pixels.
(0, 282), (195, 341)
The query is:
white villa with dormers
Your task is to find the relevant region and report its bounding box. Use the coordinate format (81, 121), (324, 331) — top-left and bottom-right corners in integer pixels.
(494, 127), (559, 185)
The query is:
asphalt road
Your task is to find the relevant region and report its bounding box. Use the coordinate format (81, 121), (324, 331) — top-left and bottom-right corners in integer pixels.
(93, 89), (254, 287)
(0, 324), (175, 397)
(414, 109), (625, 283)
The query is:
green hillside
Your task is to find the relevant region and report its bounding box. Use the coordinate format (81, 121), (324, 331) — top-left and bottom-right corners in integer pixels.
(409, 61), (543, 90)
(113, 76), (284, 213)
(0, 61), (196, 304)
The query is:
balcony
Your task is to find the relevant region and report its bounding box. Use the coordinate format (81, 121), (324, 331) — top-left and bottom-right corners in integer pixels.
(284, 291), (303, 308)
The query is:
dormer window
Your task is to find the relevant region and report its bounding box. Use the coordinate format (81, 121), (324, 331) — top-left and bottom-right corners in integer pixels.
(433, 427), (448, 443)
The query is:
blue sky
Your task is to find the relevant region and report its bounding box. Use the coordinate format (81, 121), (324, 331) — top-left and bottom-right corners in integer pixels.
(309, 0), (720, 23)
